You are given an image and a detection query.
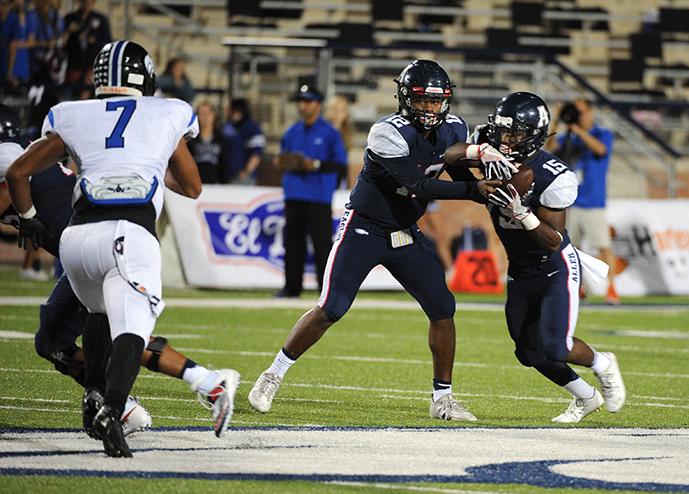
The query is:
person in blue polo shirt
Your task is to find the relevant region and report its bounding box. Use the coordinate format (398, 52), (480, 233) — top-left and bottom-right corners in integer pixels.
(275, 82), (347, 298)
(547, 99), (619, 304)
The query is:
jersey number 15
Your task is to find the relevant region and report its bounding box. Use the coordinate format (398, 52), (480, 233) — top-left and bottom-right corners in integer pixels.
(105, 100), (136, 149)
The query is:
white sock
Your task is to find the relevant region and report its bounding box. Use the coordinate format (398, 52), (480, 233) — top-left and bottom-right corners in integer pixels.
(590, 350), (611, 374)
(266, 349), (296, 379)
(183, 365), (213, 391)
(564, 377), (596, 400)
(432, 387), (452, 403)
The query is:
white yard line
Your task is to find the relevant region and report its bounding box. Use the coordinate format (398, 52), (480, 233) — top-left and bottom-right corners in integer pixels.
(2, 296), (687, 313)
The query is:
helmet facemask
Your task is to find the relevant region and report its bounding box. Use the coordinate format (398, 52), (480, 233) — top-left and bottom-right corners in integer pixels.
(399, 85), (452, 131)
(488, 114), (546, 161)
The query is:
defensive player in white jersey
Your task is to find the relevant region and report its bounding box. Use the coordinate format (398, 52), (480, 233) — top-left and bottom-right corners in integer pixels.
(6, 40), (240, 457)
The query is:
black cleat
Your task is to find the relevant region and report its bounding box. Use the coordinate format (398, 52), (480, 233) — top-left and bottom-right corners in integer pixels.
(92, 405), (132, 458)
(82, 388), (104, 439)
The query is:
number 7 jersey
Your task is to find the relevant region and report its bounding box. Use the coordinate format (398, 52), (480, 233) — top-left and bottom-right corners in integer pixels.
(41, 96), (199, 219)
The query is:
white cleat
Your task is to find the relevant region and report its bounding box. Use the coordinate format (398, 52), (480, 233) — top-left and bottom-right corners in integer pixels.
(595, 352), (626, 412)
(552, 389), (604, 423)
(248, 372), (282, 413)
(429, 394), (478, 421)
(121, 396), (152, 437)
(194, 369), (241, 438)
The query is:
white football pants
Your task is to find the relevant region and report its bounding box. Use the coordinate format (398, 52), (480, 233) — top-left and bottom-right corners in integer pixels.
(60, 220), (164, 343)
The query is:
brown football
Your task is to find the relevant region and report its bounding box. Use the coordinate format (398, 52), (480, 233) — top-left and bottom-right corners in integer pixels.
(500, 164), (534, 196)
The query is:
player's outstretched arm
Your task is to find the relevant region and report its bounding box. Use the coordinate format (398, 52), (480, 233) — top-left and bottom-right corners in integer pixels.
(6, 134), (66, 218)
(167, 137), (202, 198)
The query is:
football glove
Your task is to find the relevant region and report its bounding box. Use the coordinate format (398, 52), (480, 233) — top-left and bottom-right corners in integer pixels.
(466, 143), (519, 180)
(489, 184), (531, 219)
(18, 216), (48, 250)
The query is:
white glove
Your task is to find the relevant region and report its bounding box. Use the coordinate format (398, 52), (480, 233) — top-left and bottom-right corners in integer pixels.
(466, 143), (519, 180)
(488, 184), (541, 230)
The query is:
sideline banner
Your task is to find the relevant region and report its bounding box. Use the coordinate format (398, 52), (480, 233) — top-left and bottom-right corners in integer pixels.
(601, 199), (689, 296)
(165, 185), (403, 290)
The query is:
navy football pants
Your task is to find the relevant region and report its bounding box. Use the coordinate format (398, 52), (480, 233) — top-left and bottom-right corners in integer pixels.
(318, 209), (455, 322)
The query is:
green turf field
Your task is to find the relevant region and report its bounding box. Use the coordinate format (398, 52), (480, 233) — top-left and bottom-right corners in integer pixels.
(1, 265), (688, 493)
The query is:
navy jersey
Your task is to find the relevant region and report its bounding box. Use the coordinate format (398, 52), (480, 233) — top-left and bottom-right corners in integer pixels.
(348, 112), (479, 229)
(488, 149), (578, 277)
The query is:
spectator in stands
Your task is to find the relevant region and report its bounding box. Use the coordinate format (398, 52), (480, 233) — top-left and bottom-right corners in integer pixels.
(1, 0), (14, 90)
(63, 0), (111, 85)
(547, 98), (619, 304)
(27, 0), (64, 84)
(324, 95), (353, 152)
(274, 83), (347, 298)
(157, 57), (195, 103)
(3, 0), (33, 92)
(225, 98), (265, 184)
(189, 100), (221, 183)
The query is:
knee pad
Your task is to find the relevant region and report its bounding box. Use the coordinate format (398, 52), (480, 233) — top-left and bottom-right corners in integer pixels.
(514, 347), (546, 368)
(144, 336), (168, 372)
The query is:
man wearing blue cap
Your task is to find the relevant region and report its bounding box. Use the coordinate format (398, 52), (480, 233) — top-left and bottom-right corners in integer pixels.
(275, 82), (348, 298)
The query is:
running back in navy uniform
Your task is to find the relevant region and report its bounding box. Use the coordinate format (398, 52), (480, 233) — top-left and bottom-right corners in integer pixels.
(479, 92), (626, 422)
(248, 60), (508, 422)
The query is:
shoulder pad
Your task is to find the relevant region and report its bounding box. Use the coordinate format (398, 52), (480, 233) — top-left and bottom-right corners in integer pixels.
(367, 121), (410, 159)
(540, 169), (578, 209)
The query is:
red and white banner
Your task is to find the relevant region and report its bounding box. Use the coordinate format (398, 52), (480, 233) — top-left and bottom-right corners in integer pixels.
(165, 185), (402, 290)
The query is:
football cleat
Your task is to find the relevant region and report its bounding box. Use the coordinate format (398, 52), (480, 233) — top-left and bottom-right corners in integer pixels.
(552, 388), (604, 423)
(83, 388), (104, 439)
(429, 394), (478, 421)
(193, 369), (241, 438)
(121, 396), (152, 436)
(248, 371), (282, 413)
(595, 352), (626, 412)
(92, 405), (132, 458)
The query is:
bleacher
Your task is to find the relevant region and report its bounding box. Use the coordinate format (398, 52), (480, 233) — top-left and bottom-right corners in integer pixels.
(103, 0), (689, 197)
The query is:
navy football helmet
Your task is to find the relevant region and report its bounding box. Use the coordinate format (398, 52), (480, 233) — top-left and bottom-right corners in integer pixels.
(0, 104), (21, 142)
(394, 60), (454, 131)
(93, 40), (156, 98)
(487, 92), (551, 161)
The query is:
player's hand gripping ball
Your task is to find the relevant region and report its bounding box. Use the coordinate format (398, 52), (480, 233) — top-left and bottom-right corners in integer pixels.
(500, 163), (534, 196)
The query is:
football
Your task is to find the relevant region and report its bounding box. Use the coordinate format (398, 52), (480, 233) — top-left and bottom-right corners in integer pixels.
(500, 164), (534, 196)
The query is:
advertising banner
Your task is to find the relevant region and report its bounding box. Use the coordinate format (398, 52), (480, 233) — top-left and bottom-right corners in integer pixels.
(166, 185), (402, 290)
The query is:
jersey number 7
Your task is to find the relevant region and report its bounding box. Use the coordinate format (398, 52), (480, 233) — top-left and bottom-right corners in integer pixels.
(105, 100), (137, 149)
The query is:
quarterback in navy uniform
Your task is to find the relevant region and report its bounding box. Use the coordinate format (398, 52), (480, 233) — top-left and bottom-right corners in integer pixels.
(478, 92), (626, 422)
(248, 60), (509, 421)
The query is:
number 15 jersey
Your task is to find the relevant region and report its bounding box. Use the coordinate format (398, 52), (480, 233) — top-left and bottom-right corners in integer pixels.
(41, 96), (199, 223)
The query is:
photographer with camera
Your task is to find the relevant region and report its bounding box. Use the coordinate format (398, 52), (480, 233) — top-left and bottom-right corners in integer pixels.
(546, 98), (619, 305)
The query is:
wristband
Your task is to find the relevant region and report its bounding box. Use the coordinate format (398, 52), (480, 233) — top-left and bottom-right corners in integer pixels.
(313, 159), (321, 170)
(466, 144), (482, 160)
(19, 205), (37, 220)
(520, 212), (540, 231)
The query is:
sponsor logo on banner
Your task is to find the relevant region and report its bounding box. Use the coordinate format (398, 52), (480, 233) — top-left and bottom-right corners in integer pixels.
(200, 196), (338, 273)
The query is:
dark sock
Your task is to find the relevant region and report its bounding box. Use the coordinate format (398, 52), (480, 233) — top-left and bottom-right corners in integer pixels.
(82, 314), (111, 392)
(433, 378), (451, 391)
(281, 347), (298, 361)
(104, 333), (145, 417)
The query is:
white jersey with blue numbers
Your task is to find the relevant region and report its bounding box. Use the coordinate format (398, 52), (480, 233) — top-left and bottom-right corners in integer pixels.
(41, 96), (198, 218)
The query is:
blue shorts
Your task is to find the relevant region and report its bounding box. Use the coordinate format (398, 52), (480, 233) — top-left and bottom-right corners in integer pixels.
(505, 243), (581, 366)
(318, 209), (455, 321)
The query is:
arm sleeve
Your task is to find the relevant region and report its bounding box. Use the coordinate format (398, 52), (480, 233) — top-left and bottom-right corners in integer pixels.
(41, 106), (60, 137)
(540, 170), (578, 209)
(174, 100), (199, 140)
(245, 124), (266, 155)
(369, 150), (479, 200)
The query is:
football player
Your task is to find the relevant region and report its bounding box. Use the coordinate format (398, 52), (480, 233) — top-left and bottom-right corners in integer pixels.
(0, 103), (239, 438)
(470, 92), (626, 422)
(5, 41), (240, 456)
(247, 60), (510, 420)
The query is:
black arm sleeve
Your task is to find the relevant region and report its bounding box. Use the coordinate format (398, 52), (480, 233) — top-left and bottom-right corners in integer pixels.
(445, 165), (486, 204)
(369, 150), (478, 200)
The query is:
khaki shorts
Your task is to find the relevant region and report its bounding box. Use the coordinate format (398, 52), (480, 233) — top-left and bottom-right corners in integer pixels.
(567, 207), (612, 251)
